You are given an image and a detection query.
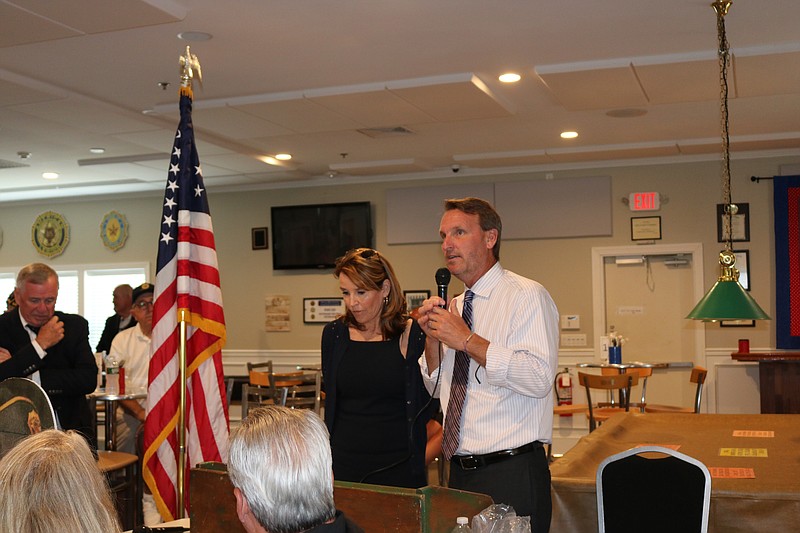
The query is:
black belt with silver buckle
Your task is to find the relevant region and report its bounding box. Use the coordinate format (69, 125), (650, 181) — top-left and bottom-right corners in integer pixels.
(451, 441), (543, 470)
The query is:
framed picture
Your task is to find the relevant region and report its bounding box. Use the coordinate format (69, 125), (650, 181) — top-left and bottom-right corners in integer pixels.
(404, 290), (430, 311)
(733, 249), (750, 290)
(720, 319), (756, 328)
(251, 227), (268, 250)
(717, 203), (750, 242)
(630, 216), (662, 241)
(303, 298), (344, 324)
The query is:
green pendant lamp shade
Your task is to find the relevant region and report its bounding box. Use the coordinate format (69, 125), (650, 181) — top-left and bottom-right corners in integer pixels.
(687, 250), (770, 321)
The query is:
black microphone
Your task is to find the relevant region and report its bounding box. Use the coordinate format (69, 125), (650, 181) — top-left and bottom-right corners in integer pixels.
(435, 267), (451, 309)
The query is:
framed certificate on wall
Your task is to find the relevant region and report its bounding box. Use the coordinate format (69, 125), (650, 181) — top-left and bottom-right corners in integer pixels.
(631, 216), (662, 241)
(717, 203), (750, 242)
(303, 298), (344, 324)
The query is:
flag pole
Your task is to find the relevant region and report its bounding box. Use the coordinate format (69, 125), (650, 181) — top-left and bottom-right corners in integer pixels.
(175, 45), (201, 518)
(177, 308), (187, 517)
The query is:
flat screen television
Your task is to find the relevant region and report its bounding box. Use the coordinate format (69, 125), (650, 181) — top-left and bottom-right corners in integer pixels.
(271, 202), (373, 269)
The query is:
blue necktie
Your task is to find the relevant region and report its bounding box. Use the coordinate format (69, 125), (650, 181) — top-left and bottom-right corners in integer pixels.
(442, 290), (473, 460)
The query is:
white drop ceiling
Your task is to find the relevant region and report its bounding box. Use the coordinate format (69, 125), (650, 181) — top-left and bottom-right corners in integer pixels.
(1, 0), (799, 203)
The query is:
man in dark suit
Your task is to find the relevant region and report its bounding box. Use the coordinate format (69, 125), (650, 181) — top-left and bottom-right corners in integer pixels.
(95, 283), (136, 355)
(0, 263), (98, 446)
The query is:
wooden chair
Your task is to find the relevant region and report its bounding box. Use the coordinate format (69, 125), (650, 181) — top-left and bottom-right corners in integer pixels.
(578, 371), (638, 432)
(241, 361), (287, 417)
(274, 370), (323, 414)
(248, 360), (275, 388)
(645, 367), (708, 414)
(597, 445), (711, 533)
(601, 366), (652, 412)
(553, 370), (589, 416)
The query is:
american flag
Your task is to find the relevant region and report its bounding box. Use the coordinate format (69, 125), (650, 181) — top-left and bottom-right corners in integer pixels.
(142, 87), (229, 521)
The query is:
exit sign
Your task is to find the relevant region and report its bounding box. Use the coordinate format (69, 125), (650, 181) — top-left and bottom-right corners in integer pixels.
(628, 192), (661, 211)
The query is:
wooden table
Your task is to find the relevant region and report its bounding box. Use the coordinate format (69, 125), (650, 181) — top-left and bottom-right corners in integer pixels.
(550, 412), (800, 533)
(576, 360), (693, 370)
(731, 351), (800, 413)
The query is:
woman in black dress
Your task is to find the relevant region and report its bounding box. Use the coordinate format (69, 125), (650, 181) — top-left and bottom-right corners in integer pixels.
(321, 248), (433, 488)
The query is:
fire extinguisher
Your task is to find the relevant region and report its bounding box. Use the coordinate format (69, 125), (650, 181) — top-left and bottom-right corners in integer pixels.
(555, 368), (574, 417)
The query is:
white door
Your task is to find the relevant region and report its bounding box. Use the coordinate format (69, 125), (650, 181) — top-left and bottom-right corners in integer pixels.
(592, 244), (706, 409)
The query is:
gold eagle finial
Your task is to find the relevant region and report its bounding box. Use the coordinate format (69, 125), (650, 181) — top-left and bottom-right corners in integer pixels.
(179, 45), (202, 89)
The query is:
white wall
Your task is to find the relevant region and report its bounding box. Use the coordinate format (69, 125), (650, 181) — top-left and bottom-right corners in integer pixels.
(0, 156), (790, 357)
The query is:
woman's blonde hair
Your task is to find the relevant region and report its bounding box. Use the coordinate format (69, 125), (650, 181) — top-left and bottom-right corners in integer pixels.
(0, 430), (121, 533)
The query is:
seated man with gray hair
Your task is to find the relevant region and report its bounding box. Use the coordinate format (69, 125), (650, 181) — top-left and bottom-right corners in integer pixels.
(228, 406), (364, 533)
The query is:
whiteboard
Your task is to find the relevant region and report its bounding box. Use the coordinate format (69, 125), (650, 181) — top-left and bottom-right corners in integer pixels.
(386, 183), (494, 244)
(386, 176), (612, 244)
(496, 176), (612, 239)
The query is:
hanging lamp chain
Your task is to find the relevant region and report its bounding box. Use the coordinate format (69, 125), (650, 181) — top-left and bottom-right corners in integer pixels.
(713, 1), (735, 253)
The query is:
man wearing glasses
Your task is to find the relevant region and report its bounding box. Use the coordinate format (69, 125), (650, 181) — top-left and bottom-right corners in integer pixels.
(108, 282), (162, 525)
(107, 282), (154, 454)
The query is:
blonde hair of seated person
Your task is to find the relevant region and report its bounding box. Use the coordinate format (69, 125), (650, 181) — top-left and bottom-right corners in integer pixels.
(0, 429), (122, 533)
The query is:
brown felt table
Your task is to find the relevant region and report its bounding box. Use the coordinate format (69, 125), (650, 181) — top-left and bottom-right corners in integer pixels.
(550, 412), (800, 533)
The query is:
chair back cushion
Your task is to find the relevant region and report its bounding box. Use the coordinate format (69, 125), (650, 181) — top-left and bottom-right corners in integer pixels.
(597, 445), (711, 533)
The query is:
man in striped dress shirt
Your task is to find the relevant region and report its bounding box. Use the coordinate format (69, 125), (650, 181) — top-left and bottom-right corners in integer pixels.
(418, 197), (559, 533)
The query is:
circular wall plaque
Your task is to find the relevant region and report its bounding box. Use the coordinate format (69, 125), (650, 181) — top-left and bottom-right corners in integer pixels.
(31, 211), (69, 258)
(100, 210), (129, 251)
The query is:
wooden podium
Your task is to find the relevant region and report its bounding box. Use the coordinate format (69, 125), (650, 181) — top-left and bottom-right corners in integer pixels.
(731, 352), (800, 413)
(190, 463), (494, 533)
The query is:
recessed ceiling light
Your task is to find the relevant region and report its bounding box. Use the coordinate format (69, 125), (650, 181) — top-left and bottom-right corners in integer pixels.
(260, 156), (280, 166)
(42, 172), (59, 180)
(89, 147), (105, 154)
(274, 153), (292, 161)
(498, 73), (521, 83)
(560, 131), (579, 139)
(177, 31), (213, 42)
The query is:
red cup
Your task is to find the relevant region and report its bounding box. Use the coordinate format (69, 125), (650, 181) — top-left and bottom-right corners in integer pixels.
(119, 367), (126, 394)
(738, 339), (750, 353)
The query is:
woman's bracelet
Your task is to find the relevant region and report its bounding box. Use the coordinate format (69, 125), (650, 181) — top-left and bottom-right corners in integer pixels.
(463, 332), (476, 352)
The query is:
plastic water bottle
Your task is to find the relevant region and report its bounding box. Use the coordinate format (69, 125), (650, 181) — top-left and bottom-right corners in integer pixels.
(105, 353), (121, 395)
(450, 516), (472, 532)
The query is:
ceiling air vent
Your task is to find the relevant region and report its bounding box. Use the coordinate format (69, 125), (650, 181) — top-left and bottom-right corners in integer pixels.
(0, 159), (29, 170)
(357, 126), (415, 139)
